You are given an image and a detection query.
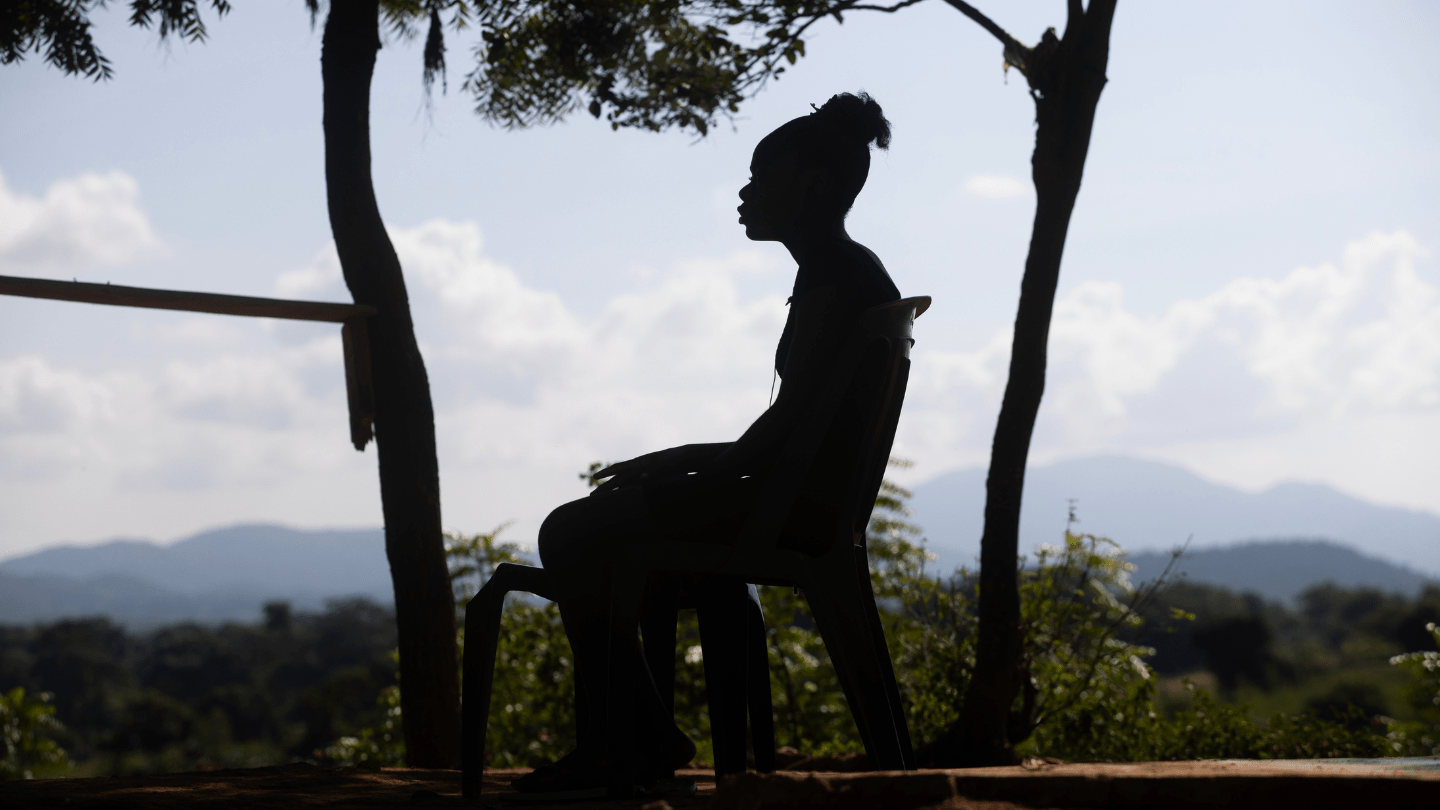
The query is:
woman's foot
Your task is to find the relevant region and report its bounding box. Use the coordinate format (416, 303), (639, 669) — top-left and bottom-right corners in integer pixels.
(515, 729), (694, 795)
(510, 749), (605, 794)
(631, 724), (699, 785)
(669, 725), (697, 769)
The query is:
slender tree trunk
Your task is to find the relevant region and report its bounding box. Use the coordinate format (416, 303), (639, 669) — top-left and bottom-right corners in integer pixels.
(321, 0), (461, 768)
(921, 0), (1115, 767)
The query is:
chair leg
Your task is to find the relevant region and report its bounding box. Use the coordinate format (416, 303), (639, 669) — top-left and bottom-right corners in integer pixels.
(793, 571), (881, 761)
(461, 564), (558, 800)
(854, 545), (915, 768)
(745, 585), (777, 773)
(801, 557), (910, 771)
(461, 575), (515, 799)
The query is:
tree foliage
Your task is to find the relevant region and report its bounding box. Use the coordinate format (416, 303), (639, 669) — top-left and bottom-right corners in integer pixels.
(419, 469), (1404, 765)
(328, 506), (1430, 768)
(1, 0), (232, 80)
(342, 461), (1392, 767)
(1386, 622), (1440, 756)
(1, 687), (71, 780)
(462, 0), (921, 134)
(6, 0), (931, 136)
(0, 602), (399, 776)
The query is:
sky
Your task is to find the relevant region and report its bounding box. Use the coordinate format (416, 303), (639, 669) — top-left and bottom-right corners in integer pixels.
(1, 0), (1437, 562)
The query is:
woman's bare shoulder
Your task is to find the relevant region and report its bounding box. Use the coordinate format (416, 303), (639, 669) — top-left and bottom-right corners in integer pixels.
(833, 239), (901, 304)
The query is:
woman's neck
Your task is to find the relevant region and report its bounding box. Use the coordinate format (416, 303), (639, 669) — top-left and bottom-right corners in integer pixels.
(781, 219), (850, 264)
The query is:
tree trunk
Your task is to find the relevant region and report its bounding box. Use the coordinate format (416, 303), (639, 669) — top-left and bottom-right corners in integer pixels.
(920, 0), (1115, 767)
(321, 0), (461, 768)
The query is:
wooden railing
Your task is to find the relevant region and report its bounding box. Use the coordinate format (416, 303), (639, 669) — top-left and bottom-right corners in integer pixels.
(0, 274), (377, 450)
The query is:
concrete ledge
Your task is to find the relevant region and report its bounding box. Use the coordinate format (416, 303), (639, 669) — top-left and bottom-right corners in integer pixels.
(5, 760), (1436, 809)
(715, 760), (1440, 810)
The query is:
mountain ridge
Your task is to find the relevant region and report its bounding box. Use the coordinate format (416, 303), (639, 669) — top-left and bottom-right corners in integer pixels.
(906, 455), (1440, 580)
(1125, 539), (1435, 603)
(3, 456), (1436, 623)
(0, 524), (392, 598)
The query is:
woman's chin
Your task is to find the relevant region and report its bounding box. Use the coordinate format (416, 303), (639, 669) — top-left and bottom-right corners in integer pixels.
(741, 223), (775, 241)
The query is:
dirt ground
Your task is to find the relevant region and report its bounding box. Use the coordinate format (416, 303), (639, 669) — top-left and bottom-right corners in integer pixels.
(2, 759), (1437, 810)
(0, 764), (707, 810)
(716, 759), (1440, 810)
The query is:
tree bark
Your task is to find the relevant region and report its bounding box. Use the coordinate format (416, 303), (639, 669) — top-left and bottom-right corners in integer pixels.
(321, 0), (462, 768)
(920, 0), (1115, 767)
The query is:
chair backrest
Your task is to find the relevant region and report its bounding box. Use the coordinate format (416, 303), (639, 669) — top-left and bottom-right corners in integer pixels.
(742, 296), (930, 556)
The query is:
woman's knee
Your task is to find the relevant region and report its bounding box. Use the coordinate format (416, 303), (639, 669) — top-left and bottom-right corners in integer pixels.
(538, 488), (655, 569)
(537, 500), (582, 568)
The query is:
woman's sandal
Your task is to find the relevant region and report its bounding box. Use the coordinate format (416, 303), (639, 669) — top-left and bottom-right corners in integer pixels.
(504, 732), (698, 804)
(507, 750), (606, 801)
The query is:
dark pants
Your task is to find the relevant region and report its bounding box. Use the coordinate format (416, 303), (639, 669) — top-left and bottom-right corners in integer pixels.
(537, 487), (672, 762)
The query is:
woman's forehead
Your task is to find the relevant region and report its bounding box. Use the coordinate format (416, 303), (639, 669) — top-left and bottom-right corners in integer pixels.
(752, 135), (798, 173)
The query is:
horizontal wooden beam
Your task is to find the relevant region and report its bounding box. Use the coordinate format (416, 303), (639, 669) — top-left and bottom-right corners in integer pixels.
(0, 274), (375, 323)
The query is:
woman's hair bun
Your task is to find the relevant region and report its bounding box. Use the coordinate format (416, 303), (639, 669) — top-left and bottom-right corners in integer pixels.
(814, 92), (891, 151)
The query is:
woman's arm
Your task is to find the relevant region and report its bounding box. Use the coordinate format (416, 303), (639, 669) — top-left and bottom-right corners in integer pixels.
(590, 280), (859, 493)
(707, 282), (857, 476)
(590, 442), (733, 494)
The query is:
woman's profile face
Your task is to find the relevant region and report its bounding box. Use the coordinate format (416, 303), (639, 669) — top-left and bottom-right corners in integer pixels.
(737, 143), (813, 242)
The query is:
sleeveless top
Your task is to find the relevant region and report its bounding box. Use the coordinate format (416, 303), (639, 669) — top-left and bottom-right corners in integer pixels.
(645, 239), (900, 547)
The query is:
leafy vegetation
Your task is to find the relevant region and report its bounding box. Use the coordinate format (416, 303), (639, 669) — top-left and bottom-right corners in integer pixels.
(6, 0), (926, 137)
(1385, 622), (1440, 756)
(1, 687), (71, 779)
(5, 465), (1440, 777)
(0, 601), (398, 777)
(340, 462), (1434, 767)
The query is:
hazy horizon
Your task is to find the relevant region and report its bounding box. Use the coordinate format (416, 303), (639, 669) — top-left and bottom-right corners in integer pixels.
(5, 452), (1437, 564)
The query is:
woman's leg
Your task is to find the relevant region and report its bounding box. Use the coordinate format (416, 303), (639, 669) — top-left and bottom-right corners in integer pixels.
(526, 487), (686, 787)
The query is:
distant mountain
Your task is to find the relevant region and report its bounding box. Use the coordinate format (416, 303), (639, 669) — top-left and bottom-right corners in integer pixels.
(0, 571), (352, 629)
(907, 456), (1440, 583)
(1, 524), (390, 595)
(0, 524), (391, 627)
(7, 457), (1439, 625)
(1127, 540), (1434, 603)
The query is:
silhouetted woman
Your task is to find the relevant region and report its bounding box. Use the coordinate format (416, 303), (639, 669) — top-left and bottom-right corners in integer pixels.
(517, 92), (901, 794)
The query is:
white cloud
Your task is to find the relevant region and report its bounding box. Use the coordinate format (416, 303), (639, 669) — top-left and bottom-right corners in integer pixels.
(0, 168), (165, 276)
(5, 211), (1437, 557)
(0, 337), (352, 485)
(273, 250), (343, 299)
(388, 220), (788, 477)
(896, 230), (1440, 510)
(1146, 230), (1436, 420)
(962, 174), (1029, 200)
(0, 217), (791, 554)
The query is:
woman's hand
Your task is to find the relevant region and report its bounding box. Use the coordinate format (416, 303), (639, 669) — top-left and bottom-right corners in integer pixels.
(590, 443), (731, 495)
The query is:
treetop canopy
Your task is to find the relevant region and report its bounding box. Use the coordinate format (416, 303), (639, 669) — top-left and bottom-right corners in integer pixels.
(5, 0), (924, 136)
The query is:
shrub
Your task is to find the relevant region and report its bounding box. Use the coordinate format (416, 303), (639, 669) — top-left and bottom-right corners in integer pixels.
(1384, 622), (1440, 756)
(335, 463), (1396, 766)
(1, 687), (71, 780)
(322, 684), (404, 769)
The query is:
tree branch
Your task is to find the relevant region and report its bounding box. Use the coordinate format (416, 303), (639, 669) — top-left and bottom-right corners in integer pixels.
(939, 0), (1027, 54)
(848, 0), (929, 14)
